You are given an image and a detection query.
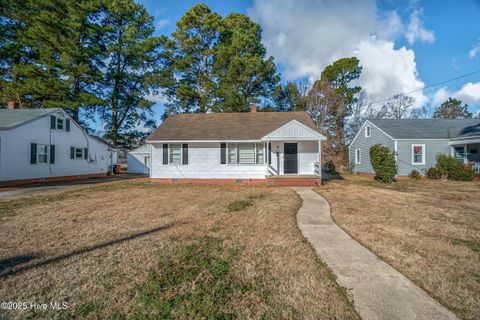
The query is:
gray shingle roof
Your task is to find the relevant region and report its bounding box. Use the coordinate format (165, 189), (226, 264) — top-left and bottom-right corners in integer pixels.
(147, 111), (321, 141)
(369, 119), (480, 139)
(0, 108), (61, 129)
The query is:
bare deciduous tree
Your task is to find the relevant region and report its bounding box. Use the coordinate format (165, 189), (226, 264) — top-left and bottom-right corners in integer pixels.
(346, 90), (386, 142)
(382, 94), (415, 119)
(306, 80), (348, 168)
(409, 104), (433, 119)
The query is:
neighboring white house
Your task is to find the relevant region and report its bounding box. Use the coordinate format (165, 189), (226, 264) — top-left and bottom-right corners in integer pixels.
(145, 110), (326, 186)
(127, 144), (151, 174)
(0, 107), (117, 185)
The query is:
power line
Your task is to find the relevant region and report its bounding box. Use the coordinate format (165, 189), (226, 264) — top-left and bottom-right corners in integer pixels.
(367, 69), (480, 106)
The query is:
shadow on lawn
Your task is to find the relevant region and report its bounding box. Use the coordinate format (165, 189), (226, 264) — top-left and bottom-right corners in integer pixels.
(0, 254), (38, 273)
(0, 222), (179, 278)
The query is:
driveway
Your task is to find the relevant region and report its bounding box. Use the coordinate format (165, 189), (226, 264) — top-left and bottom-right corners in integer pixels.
(0, 174), (148, 199)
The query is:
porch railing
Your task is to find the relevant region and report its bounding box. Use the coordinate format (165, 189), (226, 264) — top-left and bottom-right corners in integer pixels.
(475, 163), (480, 174)
(314, 162), (321, 176)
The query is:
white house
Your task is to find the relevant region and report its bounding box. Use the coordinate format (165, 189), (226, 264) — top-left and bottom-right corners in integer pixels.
(127, 144), (151, 174)
(145, 110), (326, 186)
(0, 107), (117, 185)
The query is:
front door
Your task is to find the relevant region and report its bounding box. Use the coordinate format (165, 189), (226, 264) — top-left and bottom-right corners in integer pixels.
(284, 143), (298, 174)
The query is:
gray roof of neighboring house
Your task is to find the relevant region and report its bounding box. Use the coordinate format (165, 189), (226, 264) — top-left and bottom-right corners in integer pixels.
(0, 108), (61, 129)
(369, 119), (480, 139)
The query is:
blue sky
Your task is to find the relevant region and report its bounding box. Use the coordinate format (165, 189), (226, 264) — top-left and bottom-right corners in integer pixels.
(136, 0), (480, 124)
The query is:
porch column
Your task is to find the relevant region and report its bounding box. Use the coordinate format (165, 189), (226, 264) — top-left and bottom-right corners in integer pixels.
(318, 140), (322, 177)
(463, 145), (468, 164)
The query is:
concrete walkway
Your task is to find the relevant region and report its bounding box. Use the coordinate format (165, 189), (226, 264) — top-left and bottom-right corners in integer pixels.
(294, 187), (457, 320)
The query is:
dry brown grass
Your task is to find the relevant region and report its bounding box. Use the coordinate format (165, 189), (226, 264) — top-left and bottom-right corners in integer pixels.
(316, 174), (480, 320)
(0, 181), (358, 319)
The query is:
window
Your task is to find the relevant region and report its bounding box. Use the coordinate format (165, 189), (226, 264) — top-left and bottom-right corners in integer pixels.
(411, 144), (425, 165)
(57, 118), (64, 130)
(365, 125), (371, 137)
(75, 148), (83, 159)
(237, 143), (255, 164)
(38, 144), (48, 163)
(226, 143), (264, 165)
(453, 147), (466, 163)
(355, 149), (361, 164)
(227, 144), (237, 164)
(256, 143), (264, 164)
(169, 144), (181, 164)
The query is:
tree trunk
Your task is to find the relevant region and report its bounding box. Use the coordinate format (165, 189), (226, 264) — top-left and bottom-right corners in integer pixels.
(111, 109), (118, 146)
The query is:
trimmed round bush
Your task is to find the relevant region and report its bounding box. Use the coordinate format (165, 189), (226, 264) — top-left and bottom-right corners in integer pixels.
(369, 144), (398, 183)
(408, 169), (422, 180)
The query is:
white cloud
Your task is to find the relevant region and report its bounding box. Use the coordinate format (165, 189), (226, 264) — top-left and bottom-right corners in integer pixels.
(405, 9), (435, 44)
(376, 11), (404, 41)
(146, 91), (168, 104)
(433, 82), (480, 105)
(353, 39), (426, 106)
(469, 38), (480, 59)
(156, 19), (169, 30)
(248, 0), (426, 107)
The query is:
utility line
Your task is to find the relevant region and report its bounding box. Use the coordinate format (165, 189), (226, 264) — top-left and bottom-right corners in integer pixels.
(366, 69), (480, 106)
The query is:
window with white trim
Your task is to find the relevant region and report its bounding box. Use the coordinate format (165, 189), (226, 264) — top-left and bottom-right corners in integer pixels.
(365, 125), (371, 137)
(355, 149), (361, 164)
(226, 143), (264, 165)
(169, 144), (182, 164)
(75, 148), (84, 159)
(57, 118), (64, 130)
(411, 144), (425, 165)
(38, 144), (48, 163)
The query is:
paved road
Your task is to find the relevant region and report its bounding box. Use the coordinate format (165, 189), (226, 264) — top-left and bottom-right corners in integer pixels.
(294, 187), (457, 320)
(0, 174), (148, 199)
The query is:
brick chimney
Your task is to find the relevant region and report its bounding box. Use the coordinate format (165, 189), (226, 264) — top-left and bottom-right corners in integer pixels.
(7, 101), (17, 109)
(250, 104), (257, 113)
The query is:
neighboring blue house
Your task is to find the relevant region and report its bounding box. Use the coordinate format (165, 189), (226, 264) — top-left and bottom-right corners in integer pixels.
(349, 119), (480, 177)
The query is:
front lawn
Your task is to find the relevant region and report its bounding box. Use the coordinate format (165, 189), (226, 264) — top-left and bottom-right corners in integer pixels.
(0, 181), (358, 319)
(316, 175), (480, 320)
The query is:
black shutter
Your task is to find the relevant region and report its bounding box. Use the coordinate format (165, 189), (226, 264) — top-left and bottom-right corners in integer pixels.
(268, 143), (271, 165)
(50, 145), (55, 164)
(182, 144), (188, 165)
(264, 143), (267, 163)
(84, 148), (88, 159)
(70, 147), (75, 159)
(30, 143), (37, 164)
(220, 143), (226, 164)
(50, 115), (56, 129)
(65, 119), (70, 132)
(163, 144), (168, 164)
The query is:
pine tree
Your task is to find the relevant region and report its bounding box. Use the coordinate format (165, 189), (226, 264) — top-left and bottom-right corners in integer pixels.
(433, 97), (472, 119)
(98, 0), (162, 146)
(160, 4), (279, 115)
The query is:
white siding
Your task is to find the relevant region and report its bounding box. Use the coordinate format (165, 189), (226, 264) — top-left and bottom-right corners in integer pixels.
(0, 111), (109, 181)
(268, 141), (318, 175)
(150, 141), (320, 179)
(298, 141), (319, 174)
(263, 120), (325, 140)
(127, 145), (150, 174)
(151, 142), (266, 179)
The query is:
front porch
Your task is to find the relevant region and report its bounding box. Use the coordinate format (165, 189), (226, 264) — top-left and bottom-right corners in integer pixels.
(261, 119), (325, 178)
(450, 140), (480, 174)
